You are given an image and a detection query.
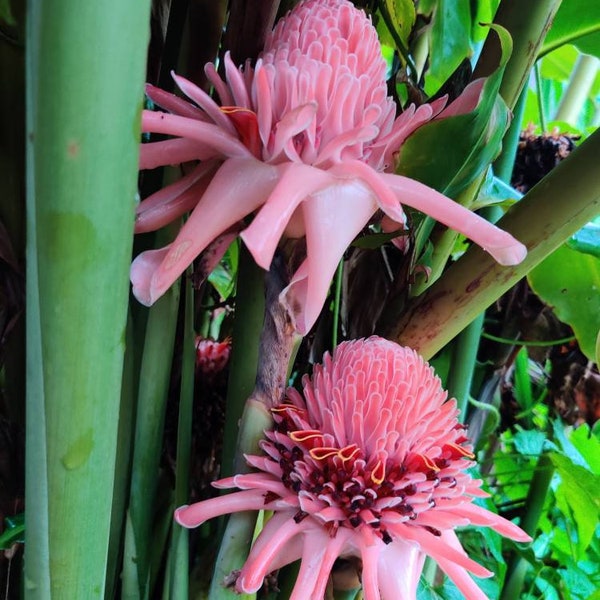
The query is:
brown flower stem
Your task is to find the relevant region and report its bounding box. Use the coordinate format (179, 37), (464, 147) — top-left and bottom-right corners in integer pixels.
(385, 125), (600, 360)
(473, 0), (562, 110)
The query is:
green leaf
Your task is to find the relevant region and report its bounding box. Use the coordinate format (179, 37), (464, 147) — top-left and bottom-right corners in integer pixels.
(513, 428), (547, 457)
(550, 452), (600, 553)
(542, 0), (600, 57)
(569, 424), (600, 475)
(375, 0), (416, 54)
(426, 0), (472, 94)
(528, 244), (600, 360)
(568, 222), (600, 258)
(0, 513), (24, 549)
(397, 26), (512, 197)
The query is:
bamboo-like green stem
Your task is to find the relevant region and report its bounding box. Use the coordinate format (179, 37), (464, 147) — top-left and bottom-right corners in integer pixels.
(555, 54), (600, 124)
(26, 1), (151, 596)
(122, 274), (180, 599)
(446, 314), (484, 421)
(386, 126), (600, 360)
(493, 88), (527, 183)
(473, 0), (562, 110)
(534, 62), (548, 132)
(500, 453), (554, 600)
(169, 274), (196, 599)
(221, 246), (265, 478)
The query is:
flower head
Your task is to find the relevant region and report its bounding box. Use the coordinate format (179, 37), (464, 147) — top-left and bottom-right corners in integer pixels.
(132, 0), (526, 334)
(176, 337), (530, 599)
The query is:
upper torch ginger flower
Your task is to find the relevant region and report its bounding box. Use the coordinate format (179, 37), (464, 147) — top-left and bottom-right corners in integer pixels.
(175, 337), (530, 599)
(132, 0), (526, 334)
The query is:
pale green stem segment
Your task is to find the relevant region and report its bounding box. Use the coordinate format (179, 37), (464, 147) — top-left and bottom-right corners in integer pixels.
(387, 126), (600, 360)
(500, 454), (555, 600)
(25, 0), (151, 596)
(474, 0), (563, 110)
(122, 275), (180, 599)
(555, 54), (600, 124)
(169, 274), (196, 599)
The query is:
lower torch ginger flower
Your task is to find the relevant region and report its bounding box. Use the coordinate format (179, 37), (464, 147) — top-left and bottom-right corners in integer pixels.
(176, 337), (530, 599)
(131, 0), (526, 335)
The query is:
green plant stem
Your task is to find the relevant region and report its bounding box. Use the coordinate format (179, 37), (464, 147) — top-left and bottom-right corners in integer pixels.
(493, 87), (528, 183)
(221, 246), (265, 478)
(446, 314), (485, 421)
(473, 0), (562, 110)
(25, 1), (151, 596)
(500, 453), (554, 600)
(332, 260), (344, 348)
(386, 125), (600, 360)
(122, 266), (180, 599)
(169, 274), (196, 599)
(534, 61), (548, 132)
(555, 54), (600, 124)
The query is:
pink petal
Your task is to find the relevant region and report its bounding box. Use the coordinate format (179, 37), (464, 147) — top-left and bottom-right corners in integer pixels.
(359, 537), (382, 600)
(240, 163), (335, 270)
(131, 157), (280, 306)
(172, 72), (237, 135)
(269, 103), (318, 163)
(142, 110), (251, 159)
(436, 557), (488, 600)
(237, 513), (304, 593)
(135, 161), (219, 233)
(389, 523), (493, 578)
(290, 526), (353, 600)
(439, 79), (486, 119)
(130, 246), (172, 306)
(452, 503), (532, 542)
(281, 179), (378, 334)
(380, 172), (527, 266)
(378, 541), (425, 600)
(145, 83), (206, 120)
(330, 160), (406, 223)
(175, 489), (275, 528)
(139, 138), (216, 169)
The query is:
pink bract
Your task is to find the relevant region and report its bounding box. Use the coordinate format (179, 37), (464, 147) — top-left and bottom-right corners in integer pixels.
(132, 0), (526, 334)
(176, 337), (530, 599)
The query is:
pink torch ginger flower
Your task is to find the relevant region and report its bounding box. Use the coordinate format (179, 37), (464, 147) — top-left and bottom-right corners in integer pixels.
(176, 337), (530, 599)
(132, 0), (526, 334)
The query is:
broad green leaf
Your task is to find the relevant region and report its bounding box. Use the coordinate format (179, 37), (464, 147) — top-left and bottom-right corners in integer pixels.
(426, 0), (472, 94)
(397, 26), (511, 198)
(569, 424), (600, 474)
(528, 244), (600, 360)
(542, 0), (600, 57)
(513, 428), (547, 457)
(551, 452), (600, 553)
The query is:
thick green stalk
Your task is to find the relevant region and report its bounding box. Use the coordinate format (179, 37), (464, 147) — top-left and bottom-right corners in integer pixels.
(554, 54), (600, 124)
(473, 0), (562, 110)
(25, 1), (151, 596)
(386, 126), (600, 360)
(500, 454), (554, 600)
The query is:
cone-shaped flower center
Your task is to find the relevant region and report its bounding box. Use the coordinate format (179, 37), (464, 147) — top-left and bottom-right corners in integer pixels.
(260, 339), (478, 542)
